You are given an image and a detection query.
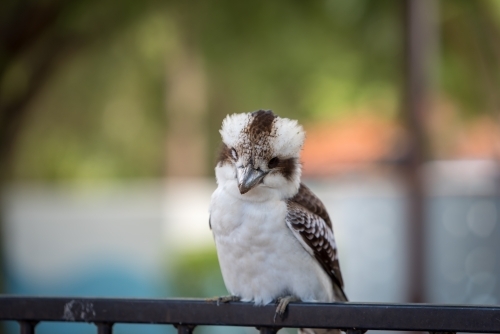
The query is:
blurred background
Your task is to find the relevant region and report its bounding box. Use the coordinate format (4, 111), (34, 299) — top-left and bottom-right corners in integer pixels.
(1, 0), (500, 333)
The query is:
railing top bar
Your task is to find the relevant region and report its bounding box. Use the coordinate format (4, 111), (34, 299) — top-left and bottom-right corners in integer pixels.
(1, 296), (500, 332)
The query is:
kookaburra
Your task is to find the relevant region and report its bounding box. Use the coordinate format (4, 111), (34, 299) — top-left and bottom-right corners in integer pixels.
(209, 110), (347, 333)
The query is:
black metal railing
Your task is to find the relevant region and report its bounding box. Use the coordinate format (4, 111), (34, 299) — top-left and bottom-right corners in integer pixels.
(2, 296), (500, 334)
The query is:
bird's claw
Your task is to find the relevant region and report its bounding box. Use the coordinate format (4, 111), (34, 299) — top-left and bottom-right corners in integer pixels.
(274, 296), (299, 322)
(206, 295), (241, 306)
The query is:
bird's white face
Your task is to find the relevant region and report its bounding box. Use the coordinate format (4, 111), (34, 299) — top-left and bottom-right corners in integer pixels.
(216, 110), (305, 200)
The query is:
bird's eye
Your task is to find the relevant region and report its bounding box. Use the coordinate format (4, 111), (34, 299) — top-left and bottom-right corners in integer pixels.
(230, 148), (238, 160)
(268, 157), (280, 169)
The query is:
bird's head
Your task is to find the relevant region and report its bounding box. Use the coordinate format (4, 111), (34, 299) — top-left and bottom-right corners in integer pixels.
(216, 110), (305, 199)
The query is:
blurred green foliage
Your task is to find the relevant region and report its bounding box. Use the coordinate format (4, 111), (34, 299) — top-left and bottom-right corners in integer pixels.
(1, 0), (499, 180)
(168, 247), (226, 298)
(11, 10), (170, 179)
(440, 0), (500, 117)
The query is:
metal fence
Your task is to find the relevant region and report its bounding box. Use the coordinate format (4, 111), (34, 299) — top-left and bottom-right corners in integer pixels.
(2, 296), (500, 334)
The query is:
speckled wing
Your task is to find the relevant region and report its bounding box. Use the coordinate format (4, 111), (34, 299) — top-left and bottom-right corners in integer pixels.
(290, 184), (333, 228)
(286, 184), (348, 301)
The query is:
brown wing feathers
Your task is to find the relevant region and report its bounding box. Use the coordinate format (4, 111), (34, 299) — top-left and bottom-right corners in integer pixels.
(290, 184), (332, 228)
(287, 183), (348, 301)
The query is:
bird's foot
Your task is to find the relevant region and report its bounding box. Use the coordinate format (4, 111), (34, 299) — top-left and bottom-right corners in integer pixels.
(274, 296), (300, 322)
(206, 295), (241, 306)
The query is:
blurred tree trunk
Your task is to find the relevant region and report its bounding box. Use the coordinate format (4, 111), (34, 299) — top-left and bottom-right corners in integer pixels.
(0, 2), (64, 178)
(403, 0), (438, 304)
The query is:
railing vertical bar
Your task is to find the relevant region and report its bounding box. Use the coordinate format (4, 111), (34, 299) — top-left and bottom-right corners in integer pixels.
(347, 330), (365, 334)
(258, 327), (280, 334)
(176, 325), (194, 334)
(19, 321), (37, 334)
(96, 322), (113, 334)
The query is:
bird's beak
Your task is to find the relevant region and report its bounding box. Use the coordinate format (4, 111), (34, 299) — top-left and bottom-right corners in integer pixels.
(237, 165), (267, 194)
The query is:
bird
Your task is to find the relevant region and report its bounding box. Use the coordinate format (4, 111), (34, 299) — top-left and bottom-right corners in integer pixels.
(209, 110), (347, 334)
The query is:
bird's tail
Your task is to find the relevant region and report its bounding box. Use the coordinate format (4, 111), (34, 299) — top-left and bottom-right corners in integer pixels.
(299, 328), (341, 334)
